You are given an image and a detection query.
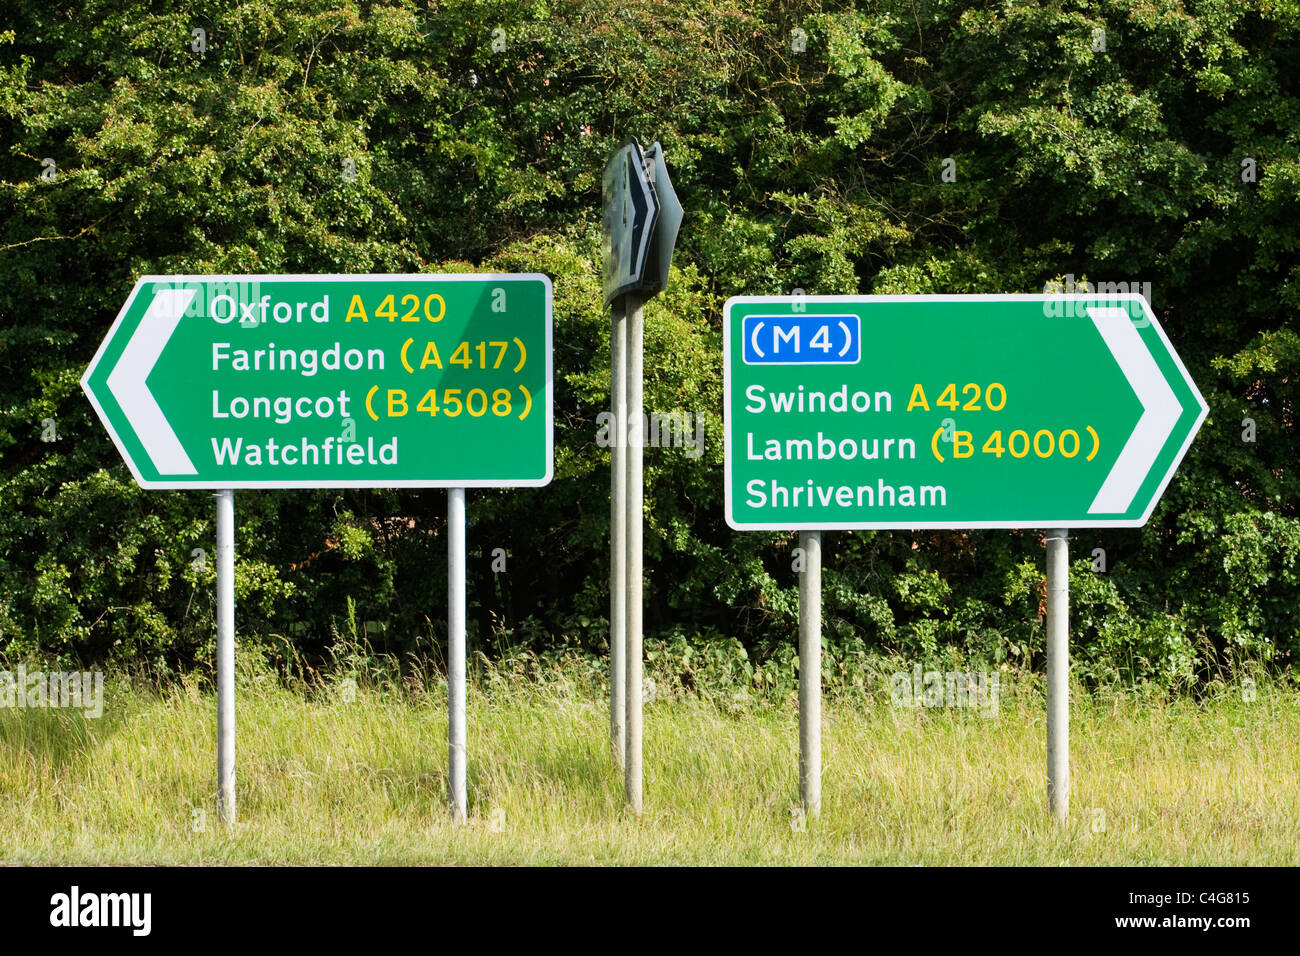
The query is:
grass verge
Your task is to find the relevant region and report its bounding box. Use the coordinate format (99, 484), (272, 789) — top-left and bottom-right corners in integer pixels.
(1, 658), (1296, 864)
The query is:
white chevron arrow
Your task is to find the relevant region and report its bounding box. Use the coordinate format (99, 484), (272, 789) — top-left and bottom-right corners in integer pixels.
(1087, 305), (1181, 514)
(105, 288), (198, 475)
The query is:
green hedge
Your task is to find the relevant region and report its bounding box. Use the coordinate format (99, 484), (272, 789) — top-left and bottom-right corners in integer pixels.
(1, 0), (1297, 685)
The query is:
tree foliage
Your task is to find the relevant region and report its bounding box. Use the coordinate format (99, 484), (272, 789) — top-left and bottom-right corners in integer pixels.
(1, 0), (1296, 685)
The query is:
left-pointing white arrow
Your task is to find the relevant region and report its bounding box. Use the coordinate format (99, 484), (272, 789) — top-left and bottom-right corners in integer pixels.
(106, 288), (198, 475)
(1087, 305), (1181, 514)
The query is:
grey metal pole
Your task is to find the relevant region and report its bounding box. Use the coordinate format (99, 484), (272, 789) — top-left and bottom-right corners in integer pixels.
(610, 299), (627, 767)
(624, 293), (644, 814)
(798, 530), (822, 818)
(215, 489), (236, 828)
(448, 487), (467, 825)
(1046, 528), (1069, 823)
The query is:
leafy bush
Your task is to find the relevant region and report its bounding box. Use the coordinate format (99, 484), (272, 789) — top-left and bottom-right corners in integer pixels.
(1, 0), (1297, 688)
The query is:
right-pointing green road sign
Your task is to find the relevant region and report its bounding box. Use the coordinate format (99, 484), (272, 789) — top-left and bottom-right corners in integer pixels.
(724, 294), (1208, 530)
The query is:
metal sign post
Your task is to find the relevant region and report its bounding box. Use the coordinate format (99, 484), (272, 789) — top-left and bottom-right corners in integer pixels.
(601, 139), (682, 811)
(216, 489), (236, 828)
(1045, 529), (1069, 823)
(624, 293), (645, 814)
(798, 529), (822, 818)
(609, 300), (628, 767)
(448, 488), (468, 824)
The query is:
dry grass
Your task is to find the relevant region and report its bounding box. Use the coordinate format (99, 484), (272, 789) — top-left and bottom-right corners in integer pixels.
(1, 664), (1296, 864)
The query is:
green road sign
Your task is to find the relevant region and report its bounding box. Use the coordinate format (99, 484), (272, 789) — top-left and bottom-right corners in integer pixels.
(724, 294), (1207, 530)
(82, 274), (552, 489)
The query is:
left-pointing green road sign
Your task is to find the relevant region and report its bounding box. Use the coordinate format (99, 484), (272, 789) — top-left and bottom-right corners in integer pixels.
(82, 274), (552, 489)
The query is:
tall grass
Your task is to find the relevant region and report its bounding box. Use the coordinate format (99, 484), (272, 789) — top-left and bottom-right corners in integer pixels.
(0, 651), (1296, 864)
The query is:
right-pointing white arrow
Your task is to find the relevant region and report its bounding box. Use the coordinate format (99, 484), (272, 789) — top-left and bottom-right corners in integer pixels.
(106, 288), (198, 476)
(1087, 305), (1182, 514)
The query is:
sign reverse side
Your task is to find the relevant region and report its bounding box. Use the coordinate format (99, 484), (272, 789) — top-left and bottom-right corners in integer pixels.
(601, 138), (659, 307)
